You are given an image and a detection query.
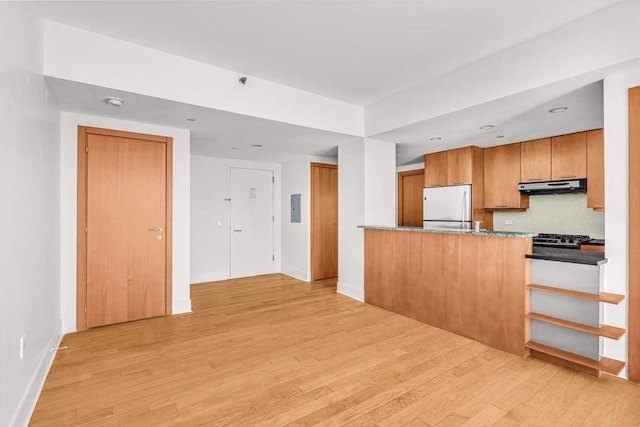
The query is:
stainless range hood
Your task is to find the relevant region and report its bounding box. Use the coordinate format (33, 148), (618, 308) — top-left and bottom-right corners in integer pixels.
(518, 178), (587, 195)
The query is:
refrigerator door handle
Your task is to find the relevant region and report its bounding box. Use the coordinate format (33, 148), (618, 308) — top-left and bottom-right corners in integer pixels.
(462, 191), (467, 222)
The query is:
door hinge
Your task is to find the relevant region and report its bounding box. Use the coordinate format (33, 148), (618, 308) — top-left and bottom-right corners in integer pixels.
(272, 255), (275, 261)
(272, 215), (274, 222)
(85, 227), (88, 233)
(85, 146), (88, 153)
(84, 307), (87, 313)
(272, 176), (275, 183)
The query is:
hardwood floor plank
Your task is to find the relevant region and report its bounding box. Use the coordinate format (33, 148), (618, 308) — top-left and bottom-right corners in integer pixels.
(31, 274), (640, 426)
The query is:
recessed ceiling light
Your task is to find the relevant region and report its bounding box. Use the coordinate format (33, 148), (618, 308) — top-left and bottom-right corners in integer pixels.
(479, 125), (495, 130)
(549, 106), (568, 113)
(186, 118), (196, 122)
(430, 137), (442, 141)
(105, 96), (124, 107)
(496, 135), (505, 139)
(251, 144), (263, 148)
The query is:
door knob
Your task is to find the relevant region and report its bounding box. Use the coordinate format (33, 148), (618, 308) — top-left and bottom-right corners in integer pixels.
(148, 227), (162, 232)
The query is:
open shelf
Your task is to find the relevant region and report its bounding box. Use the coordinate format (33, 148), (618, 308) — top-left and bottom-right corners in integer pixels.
(526, 341), (626, 376)
(526, 312), (626, 340)
(527, 284), (625, 305)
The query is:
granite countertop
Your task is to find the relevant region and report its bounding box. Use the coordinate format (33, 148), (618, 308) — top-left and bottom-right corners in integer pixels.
(357, 225), (537, 238)
(525, 246), (607, 266)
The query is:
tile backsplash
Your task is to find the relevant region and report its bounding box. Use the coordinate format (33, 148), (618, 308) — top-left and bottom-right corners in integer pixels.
(493, 193), (604, 238)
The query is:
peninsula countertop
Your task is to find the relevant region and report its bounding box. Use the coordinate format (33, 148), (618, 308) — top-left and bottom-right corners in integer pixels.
(358, 225), (537, 238)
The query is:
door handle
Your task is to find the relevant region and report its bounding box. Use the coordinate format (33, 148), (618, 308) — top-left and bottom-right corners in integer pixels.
(148, 227), (162, 232)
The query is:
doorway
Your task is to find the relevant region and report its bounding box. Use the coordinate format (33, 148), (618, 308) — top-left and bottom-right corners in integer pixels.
(229, 167), (275, 278)
(397, 169), (425, 227)
(311, 163), (338, 281)
(76, 127), (172, 330)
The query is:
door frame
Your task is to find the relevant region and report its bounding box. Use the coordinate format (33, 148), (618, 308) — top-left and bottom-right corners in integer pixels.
(76, 126), (173, 331)
(310, 162), (338, 281)
(629, 86), (640, 381)
(397, 169), (425, 226)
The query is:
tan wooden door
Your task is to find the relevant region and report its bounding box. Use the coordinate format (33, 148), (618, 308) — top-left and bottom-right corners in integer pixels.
(311, 163), (338, 280)
(80, 128), (171, 329)
(398, 170), (424, 226)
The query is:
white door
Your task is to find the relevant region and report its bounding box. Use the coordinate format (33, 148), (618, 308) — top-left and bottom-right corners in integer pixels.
(229, 167), (275, 278)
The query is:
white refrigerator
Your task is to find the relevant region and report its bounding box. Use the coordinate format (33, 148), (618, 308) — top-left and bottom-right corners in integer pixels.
(423, 184), (472, 230)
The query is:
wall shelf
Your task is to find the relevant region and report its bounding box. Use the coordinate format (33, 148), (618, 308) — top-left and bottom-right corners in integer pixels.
(527, 283), (624, 305)
(526, 312), (626, 340)
(526, 341), (625, 376)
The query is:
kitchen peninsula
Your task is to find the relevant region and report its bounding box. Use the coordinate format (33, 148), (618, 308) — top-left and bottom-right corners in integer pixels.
(361, 226), (534, 356)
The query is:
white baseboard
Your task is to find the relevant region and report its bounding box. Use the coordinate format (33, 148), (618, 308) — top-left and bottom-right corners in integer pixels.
(61, 316), (76, 334)
(190, 272), (227, 284)
(172, 298), (192, 314)
(11, 320), (63, 427)
(281, 266), (309, 282)
(337, 281), (364, 302)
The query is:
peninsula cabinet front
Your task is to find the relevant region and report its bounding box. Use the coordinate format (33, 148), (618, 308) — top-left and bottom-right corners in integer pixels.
(363, 228), (532, 356)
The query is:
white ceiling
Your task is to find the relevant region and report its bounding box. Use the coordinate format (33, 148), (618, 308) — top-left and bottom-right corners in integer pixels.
(35, 0), (621, 105)
(46, 77), (359, 163)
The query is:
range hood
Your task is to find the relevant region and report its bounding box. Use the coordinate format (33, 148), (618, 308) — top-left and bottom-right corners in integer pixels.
(518, 178), (587, 195)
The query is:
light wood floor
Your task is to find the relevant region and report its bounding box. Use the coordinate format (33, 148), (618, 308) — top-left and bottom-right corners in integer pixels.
(32, 274), (640, 426)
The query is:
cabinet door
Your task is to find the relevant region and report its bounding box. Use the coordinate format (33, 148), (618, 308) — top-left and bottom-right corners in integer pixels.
(586, 129), (604, 210)
(446, 147), (473, 185)
(424, 151), (447, 187)
(521, 138), (551, 182)
(484, 143), (528, 209)
(552, 132), (587, 180)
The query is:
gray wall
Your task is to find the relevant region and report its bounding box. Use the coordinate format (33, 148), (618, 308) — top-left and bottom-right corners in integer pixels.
(493, 193), (604, 238)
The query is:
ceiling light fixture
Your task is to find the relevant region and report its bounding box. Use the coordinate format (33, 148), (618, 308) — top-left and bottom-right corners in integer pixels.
(251, 144), (263, 148)
(479, 125), (495, 130)
(105, 96), (124, 107)
(430, 137), (442, 141)
(231, 147), (239, 150)
(549, 106), (568, 113)
(186, 118), (196, 122)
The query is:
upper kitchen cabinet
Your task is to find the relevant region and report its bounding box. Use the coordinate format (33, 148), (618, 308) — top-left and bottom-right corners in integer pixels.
(551, 132), (587, 180)
(446, 147), (475, 185)
(484, 143), (529, 210)
(521, 138), (551, 182)
(424, 151), (448, 187)
(587, 129), (604, 210)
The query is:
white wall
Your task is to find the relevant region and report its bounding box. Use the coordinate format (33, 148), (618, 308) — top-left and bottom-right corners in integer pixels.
(281, 156), (337, 282)
(60, 113), (191, 334)
(364, 139), (397, 226)
(338, 139), (396, 301)
(0, 5), (61, 426)
(602, 66), (640, 375)
(366, 0), (640, 136)
(43, 21), (364, 137)
(190, 155), (281, 283)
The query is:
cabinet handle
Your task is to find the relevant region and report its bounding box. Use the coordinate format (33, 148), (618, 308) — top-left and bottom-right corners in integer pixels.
(560, 175), (576, 179)
(453, 182), (464, 185)
(494, 205), (508, 208)
(527, 178), (543, 181)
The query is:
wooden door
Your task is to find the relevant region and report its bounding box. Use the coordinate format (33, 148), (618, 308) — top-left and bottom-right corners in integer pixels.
(551, 132), (587, 180)
(398, 169), (424, 226)
(446, 147), (472, 185)
(521, 138), (551, 182)
(424, 151), (447, 187)
(77, 127), (172, 330)
(311, 163), (338, 280)
(586, 129), (604, 210)
(484, 143), (528, 209)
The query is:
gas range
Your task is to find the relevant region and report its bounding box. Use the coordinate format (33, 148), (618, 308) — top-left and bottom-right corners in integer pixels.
(533, 233), (592, 249)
